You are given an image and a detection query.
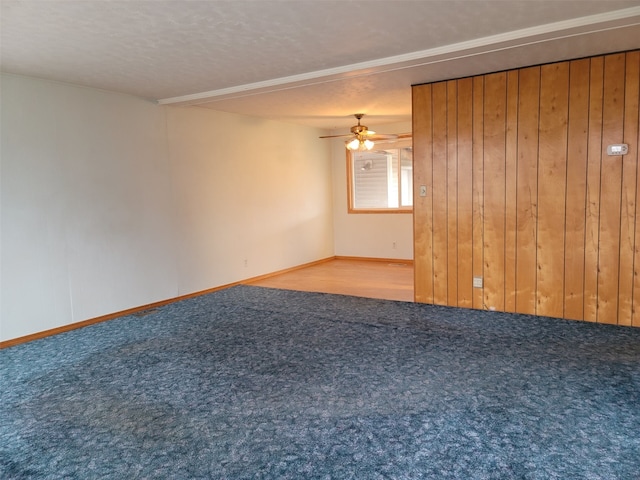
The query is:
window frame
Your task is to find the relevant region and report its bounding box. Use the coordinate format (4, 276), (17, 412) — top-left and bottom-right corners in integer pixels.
(346, 134), (413, 214)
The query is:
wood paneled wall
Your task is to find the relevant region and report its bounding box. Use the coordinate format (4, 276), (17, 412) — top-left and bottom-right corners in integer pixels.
(412, 51), (640, 326)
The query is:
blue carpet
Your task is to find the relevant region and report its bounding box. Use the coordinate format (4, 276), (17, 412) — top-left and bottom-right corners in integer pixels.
(1, 285), (639, 479)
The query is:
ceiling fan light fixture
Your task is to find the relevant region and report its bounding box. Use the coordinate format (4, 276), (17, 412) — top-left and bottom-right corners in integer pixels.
(346, 137), (360, 150)
(346, 137), (374, 151)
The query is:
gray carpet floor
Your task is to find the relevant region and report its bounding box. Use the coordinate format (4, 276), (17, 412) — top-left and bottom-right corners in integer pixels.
(1, 285), (639, 479)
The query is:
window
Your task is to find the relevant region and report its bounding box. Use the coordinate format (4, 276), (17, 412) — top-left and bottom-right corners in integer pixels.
(347, 137), (413, 213)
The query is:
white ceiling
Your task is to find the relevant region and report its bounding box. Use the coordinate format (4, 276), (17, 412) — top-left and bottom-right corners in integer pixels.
(2, 0), (640, 130)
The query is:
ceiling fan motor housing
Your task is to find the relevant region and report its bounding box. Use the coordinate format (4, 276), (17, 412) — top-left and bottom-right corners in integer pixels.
(351, 113), (369, 135)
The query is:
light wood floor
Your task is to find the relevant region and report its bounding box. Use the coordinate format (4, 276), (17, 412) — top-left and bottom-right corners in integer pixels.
(244, 258), (414, 302)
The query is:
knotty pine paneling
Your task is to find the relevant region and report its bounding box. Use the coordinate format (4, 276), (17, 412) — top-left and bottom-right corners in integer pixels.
(505, 70), (519, 313)
(447, 80), (459, 306)
(482, 72), (507, 312)
(598, 53), (625, 324)
(471, 76), (485, 310)
(626, 52), (640, 327)
(564, 58), (590, 321)
(584, 57), (604, 323)
(432, 82), (449, 305)
(412, 85), (434, 304)
(515, 66), (540, 315)
(621, 51), (639, 326)
(457, 77), (474, 309)
(412, 50), (640, 326)
(536, 62), (569, 319)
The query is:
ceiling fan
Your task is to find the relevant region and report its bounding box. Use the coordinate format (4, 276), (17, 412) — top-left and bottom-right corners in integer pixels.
(319, 114), (398, 151)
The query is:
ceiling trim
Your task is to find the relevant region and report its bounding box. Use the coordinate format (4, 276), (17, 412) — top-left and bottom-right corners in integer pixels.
(158, 6), (640, 107)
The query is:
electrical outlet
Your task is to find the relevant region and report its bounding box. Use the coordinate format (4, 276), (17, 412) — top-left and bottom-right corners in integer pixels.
(392, 242), (397, 249)
(473, 276), (483, 288)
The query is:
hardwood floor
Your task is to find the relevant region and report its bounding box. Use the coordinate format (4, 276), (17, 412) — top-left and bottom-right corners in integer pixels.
(244, 258), (414, 302)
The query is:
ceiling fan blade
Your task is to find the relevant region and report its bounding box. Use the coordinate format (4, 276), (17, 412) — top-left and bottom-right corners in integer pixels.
(319, 134), (355, 139)
(368, 134), (399, 140)
(320, 114), (407, 142)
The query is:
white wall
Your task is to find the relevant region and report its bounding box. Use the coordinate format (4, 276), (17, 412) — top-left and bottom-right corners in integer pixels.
(1, 74), (334, 342)
(1, 74), (178, 342)
(166, 107), (334, 295)
(331, 121), (414, 260)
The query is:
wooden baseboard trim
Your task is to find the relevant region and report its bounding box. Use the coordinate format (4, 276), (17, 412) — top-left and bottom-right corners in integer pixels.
(0, 283), (230, 350)
(241, 257), (336, 284)
(334, 255), (414, 265)
(0, 256), (337, 350)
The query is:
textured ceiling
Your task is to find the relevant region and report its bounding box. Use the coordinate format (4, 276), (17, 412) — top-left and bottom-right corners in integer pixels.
(2, 0), (640, 130)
